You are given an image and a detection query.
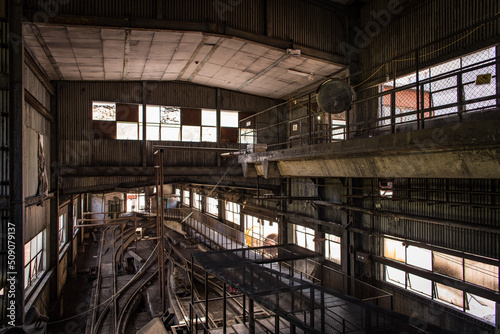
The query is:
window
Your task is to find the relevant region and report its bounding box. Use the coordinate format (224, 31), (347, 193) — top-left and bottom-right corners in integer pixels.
(225, 201), (240, 225)
(24, 230), (45, 289)
(294, 225), (315, 251)
(182, 190), (190, 206)
(331, 120), (346, 140)
(244, 215), (278, 247)
(92, 102), (142, 140)
(73, 202), (78, 235)
(221, 110), (239, 143)
(325, 233), (341, 264)
(202, 109), (217, 142)
(378, 47), (497, 126)
(206, 197), (218, 216)
(239, 128), (256, 144)
(383, 237), (498, 325)
(193, 193), (202, 210)
(127, 193), (145, 212)
(146, 105), (181, 141)
(58, 212), (67, 249)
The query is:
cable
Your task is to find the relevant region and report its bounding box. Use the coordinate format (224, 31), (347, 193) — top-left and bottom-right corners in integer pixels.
(352, 10), (500, 88)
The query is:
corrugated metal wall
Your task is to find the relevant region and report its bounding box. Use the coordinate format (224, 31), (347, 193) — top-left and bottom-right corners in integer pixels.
(373, 178), (500, 259)
(58, 81), (276, 171)
(267, 0), (347, 55)
(355, 0), (500, 85)
(23, 0), (346, 56)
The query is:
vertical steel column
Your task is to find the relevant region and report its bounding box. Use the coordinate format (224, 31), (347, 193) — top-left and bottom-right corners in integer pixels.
(415, 50), (421, 129)
(242, 294), (246, 323)
(321, 290), (325, 333)
(308, 93), (312, 145)
(190, 256), (194, 333)
(275, 314), (280, 334)
(159, 149), (165, 313)
(457, 67), (464, 123)
(309, 287), (315, 328)
(9, 0), (24, 325)
(205, 271), (209, 330)
(249, 297), (255, 334)
(223, 282), (227, 334)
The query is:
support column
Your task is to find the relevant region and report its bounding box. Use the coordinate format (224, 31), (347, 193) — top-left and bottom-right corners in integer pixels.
(9, 0), (24, 325)
(249, 297), (255, 334)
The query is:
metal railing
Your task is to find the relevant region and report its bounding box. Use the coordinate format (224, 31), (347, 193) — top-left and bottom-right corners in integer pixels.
(238, 49), (498, 151)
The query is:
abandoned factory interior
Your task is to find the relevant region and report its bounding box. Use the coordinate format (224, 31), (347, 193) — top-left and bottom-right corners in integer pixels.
(1, 0), (500, 333)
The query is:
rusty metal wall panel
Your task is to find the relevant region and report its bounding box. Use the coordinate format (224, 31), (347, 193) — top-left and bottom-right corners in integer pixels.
(24, 0), (155, 18)
(220, 89), (278, 112)
(357, 0), (499, 84)
(268, 0), (347, 55)
(24, 63), (50, 109)
(374, 178), (500, 259)
(58, 81), (274, 171)
(146, 82), (217, 109)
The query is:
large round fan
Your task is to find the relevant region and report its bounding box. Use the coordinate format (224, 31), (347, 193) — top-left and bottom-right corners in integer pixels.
(316, 79), (353, 114)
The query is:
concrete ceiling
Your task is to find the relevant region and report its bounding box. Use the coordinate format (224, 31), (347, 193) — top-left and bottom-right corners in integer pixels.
(23, 24), (347, 99)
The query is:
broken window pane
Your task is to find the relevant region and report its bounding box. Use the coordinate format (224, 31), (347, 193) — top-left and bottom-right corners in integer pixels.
(433, 251), (463, 280)
(160, 106), (180, 124)
(407, 245), (432, 270)
(465, 293), (496, 325)
(182, 126), (201, 142)
(435, 283), (463, 309)
(464, 259), (499, 291)
(93, 102), (116, 120)
(383, 238), (405, 263)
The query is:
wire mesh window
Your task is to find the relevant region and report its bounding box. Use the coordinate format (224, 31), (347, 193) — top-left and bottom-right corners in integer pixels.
(25, 230), (45, 289)
(244, 215), (278, 247)
(378, 46), (497, 127)
(383, 237), (498, 325)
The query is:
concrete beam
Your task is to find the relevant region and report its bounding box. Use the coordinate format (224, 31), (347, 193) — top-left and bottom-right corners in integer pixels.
(239, 118), (500, 179)
(242, 162), (258, 178)
(262, 159), (281, 179)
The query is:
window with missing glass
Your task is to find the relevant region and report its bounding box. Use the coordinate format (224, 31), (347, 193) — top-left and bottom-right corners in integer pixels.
(382, 237), (498, 325)
(92, 101), (143, 140)
(24, 230), (45, 289)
